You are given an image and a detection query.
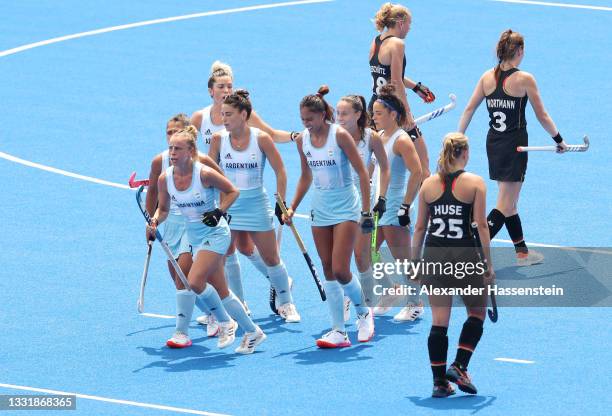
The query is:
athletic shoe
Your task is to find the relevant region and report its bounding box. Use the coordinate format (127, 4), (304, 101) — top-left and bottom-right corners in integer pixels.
(273, 276), (294, 313)
(373, 305), (391, 315)
(343, 296), (351, 322)
(356, 308), (375, 342)
(517, 249), (544, 267)
(446, 364), (477, 394)
(207, 313), (219, 337)
(235, 326), (267, 354)
(432, 379), (456, 398)
(196, 314), (209, 325)
(316, 330), (351, 348)
(393, 303), (424, 322)
(217, 319), (237, 349)
(278, 302), (301, 323)
(166, 331), (192, 348)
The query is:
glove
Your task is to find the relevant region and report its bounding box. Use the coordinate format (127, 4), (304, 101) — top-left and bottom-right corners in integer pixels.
(406, 125), (422, 142)
(412, 81), (435, 103)
(372, 196), (387, 217)
(397, 203), (411, 227)
(201, 208), (224, 227)
(275, 200), (286, 225)
(360, 211), (374, 234)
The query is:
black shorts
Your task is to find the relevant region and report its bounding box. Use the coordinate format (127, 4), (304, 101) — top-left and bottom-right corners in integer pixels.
(486, 128), (528, 182)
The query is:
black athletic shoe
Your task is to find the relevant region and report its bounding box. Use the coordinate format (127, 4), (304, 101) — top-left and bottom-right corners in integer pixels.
(446, 364), (477, 394)
(269, 285), (278, 315)
(432, 379), (456, 398)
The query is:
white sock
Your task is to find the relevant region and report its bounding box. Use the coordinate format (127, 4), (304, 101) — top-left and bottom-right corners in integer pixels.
(198, 285), (230, 323)
(358, 266), (376, 306)
(341, 275), (369, 315)
(324, 280), (345, 332)
(222, 293), (257, 333)
(267, 261), (293, 305)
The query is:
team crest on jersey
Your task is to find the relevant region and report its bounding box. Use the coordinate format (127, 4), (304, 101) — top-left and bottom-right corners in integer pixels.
(305, 151), (312, 158)
(250, 153), (256, 160)
(225, 153), (232, 159)
(328, 149), (334, 158)
(194, 191), (201, 200)
(205, 129), (212, 135)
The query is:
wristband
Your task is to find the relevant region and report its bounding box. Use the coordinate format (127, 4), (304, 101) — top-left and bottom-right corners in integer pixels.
(552, 133), (562, 144)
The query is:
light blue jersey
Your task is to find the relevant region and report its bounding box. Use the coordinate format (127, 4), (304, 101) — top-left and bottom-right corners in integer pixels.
(302, 124), (359, 226)
(198, 105), (224, 154)
(378, 128), (411, 228)
(219, 127), (274, 231)
(160, 150), (190, 257)
(166, 162), (230, 254)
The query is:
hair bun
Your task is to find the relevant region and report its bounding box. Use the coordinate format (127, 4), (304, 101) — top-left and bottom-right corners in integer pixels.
(235, 89), (250, 99)
(317, 85), (330, 97)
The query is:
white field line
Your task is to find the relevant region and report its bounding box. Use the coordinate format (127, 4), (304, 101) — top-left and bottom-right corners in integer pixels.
(494, 358), (536, 364)
(0, 383), (230, 415)
(140, 312), (174, 319)
(491, 0), (612, 11)
(0, 0), (333, 58)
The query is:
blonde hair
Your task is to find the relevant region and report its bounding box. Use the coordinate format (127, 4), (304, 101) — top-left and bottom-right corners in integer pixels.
(171, 125), (199, 160)
(208, 60), (233, 88)
(437, 132), (469, 177)
(374, 3), (411, 32)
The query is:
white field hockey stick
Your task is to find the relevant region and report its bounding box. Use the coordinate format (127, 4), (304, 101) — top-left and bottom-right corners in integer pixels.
(414, 93), (457, 125)
(371, 164), (382, 264)
(517, 135), (589, 152)
(136, 186), (192, 291)
(137, 241), (153, 313)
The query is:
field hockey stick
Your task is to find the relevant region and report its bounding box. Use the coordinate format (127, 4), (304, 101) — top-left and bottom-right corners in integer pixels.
(274, 194), (326, 301)
(137, 241), (153, 313)
(414, 93), (457, 125)
(471, 222), (498, 323)
(129, 171), (150, 188)
(135, 186), (192, 291)
(371, 165), (382, 264)
(517, 135), (589, 152)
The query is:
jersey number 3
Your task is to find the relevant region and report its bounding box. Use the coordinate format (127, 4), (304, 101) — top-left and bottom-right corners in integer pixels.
(431, 218), (463, 239)
(492, 111), (507, 132)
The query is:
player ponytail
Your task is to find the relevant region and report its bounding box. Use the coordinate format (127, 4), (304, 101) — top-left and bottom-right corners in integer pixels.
(172, 126), (199, 160)
(208, 60), (234, 88)
(374, 3), (411, 32)
(224, 89), (252, 119)
(437, 132), (469, 177)
(300, 85), (334, 123)
(376, 84), (407, 126)
(339, 94), (370, 140)
(494, 29), (525, 82)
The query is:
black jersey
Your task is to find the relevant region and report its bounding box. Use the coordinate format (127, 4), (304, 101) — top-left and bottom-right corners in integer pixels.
(425, 171), (474, 247)
(485, 68), (528, 135)
(369, 35), (406, 96)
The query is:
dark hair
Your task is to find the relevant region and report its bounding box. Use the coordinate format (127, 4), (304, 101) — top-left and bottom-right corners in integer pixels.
(300, 85), (334, 123)
(376, 84), (407, 126)
(339, 94), (370, 140)
(167, 113), (191, 128)
(494, 29), (524, 82)
(223, 89), (252, 119)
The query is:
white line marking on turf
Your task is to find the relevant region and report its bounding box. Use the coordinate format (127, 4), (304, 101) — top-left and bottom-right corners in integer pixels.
(491, 0), (612, 11)
(0, 0), (333, 58)
(494, 358), (536, 364)
(0, 151), (131, 190)
(141, 312), (174, 319)
(0, 383), (231, 415)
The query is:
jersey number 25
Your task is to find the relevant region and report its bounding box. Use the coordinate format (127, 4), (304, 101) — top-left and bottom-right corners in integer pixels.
(431, 218), (463, 239)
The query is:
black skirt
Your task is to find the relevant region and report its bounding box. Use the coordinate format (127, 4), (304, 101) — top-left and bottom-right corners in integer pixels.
(486, 128), (528, 182)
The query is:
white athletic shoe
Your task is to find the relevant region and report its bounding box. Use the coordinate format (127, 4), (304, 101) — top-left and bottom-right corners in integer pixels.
(517, 249), (544, 267)
(274, 276), (294, 312)
(217, 319), (237, 349)
(278, 302), (301, 323)
(196, 314), (209, 325)
(373, 306), (391, 316)
(343, 296), (351, 322)
(356, 308), (375, 342)
(166, 331), (192, 348)
(235, 326), (267, 354)
(393, 303), (424, 322)
(316, 329), (351, 349)
(206, 314), (220, 337)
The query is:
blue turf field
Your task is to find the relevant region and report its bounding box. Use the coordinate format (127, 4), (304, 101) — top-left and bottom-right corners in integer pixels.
(1, 1), (611, 415)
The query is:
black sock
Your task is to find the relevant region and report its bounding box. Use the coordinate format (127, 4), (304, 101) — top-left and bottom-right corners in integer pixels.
(505, 214), (528, 254)
(454, 316), (484, 370)
(487, 209), (505, 239)
(428, 326), (448, 381)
